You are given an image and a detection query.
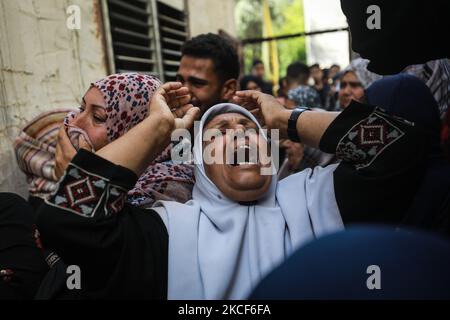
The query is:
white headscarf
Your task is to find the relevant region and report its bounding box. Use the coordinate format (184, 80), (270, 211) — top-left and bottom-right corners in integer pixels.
(343, 58), (383, 89)
(153, 103), (344, 300)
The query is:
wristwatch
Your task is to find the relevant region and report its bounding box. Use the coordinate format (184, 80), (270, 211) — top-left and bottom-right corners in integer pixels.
(287, 107), (310, 143)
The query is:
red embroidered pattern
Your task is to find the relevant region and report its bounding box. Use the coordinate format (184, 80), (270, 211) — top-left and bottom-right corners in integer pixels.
(48, 164), (126, 218)
(336, 109), (406, 169)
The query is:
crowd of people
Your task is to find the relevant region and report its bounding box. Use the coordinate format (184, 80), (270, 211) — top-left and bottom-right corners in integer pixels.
(1, 0), (450, 300)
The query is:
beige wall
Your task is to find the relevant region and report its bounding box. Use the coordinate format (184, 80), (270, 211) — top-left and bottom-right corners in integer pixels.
(160, 0), (237, 37)
(0, 0), (108, 196)
(187, 0), (236, 37)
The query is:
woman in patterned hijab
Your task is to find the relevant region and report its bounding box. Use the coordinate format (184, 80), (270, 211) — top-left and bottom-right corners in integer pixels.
(15, 73), (195, 209)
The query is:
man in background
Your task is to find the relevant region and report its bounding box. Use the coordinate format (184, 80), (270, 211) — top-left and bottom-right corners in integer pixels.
(285, 62), (321, 109)
(176, 33), (240, 114)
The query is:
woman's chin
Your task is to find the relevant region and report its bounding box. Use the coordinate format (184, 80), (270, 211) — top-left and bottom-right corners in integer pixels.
(220, 170), (272, 202)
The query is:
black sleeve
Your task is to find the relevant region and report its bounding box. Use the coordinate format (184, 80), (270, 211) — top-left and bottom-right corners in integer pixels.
(0, 193), (48, 299)
(319, 101), (426, 224)
(36, 149), (168, 299)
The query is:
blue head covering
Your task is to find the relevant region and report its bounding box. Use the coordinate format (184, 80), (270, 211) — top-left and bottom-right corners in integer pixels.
(251, 225), (450, 299)
(366, 74), (441, 155)
(367, 74), (450, 233)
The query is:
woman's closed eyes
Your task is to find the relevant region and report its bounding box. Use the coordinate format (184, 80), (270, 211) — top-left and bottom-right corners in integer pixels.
(79, 106), (107, 124)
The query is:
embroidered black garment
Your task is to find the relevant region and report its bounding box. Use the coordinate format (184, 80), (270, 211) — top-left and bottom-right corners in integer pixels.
(320, 101), (425, 224)
(36, 151), (168, 299)
(0, 193), (48, 299)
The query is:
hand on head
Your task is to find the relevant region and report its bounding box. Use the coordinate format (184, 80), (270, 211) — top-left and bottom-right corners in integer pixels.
(150, 82), (201, 131)
(232, 90), (291, 138)
(54, 126), (93, 180)
(281, 139), (304, 170)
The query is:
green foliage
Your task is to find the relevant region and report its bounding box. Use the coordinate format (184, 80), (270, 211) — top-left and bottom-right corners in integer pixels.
(235, 0), (306, 78)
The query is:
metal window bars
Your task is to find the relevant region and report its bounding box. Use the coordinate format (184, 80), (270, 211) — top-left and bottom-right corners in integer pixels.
(101, 0), (189, 82)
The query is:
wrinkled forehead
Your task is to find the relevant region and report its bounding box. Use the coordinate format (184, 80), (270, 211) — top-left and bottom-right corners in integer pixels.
(341, 70), (358, 81)
(204, 112), (257, 130)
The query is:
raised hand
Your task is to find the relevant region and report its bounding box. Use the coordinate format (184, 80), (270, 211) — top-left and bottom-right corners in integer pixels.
(150, 82), (200, 131)
(54, 126), (92, 180)
(232, 90), (292, 138)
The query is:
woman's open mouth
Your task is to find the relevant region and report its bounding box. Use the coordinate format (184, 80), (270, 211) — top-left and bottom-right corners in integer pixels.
(229, 144), (259, 167)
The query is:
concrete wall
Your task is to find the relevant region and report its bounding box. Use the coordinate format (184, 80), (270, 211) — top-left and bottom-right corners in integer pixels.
(187, 0), (236, 37)
(0, 0), (108, 196)
(158, 0), (236, 37)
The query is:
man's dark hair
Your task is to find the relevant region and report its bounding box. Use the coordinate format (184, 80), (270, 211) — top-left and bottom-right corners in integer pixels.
(309, 63), (320, 70)
(252, 59), (264, 68)
(239, 75), (264, 91)
(286, 62), (310, 86)
(181, 33), (239, 82)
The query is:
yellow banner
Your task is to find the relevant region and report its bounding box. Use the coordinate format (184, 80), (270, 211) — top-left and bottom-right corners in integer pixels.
(262, 0), (279, 92)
